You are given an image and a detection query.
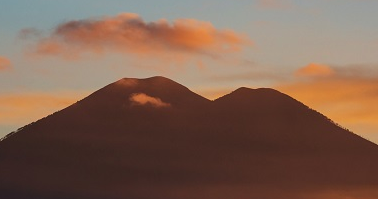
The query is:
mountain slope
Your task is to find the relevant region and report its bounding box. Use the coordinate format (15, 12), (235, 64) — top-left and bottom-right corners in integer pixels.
(1, 77), (378, 199)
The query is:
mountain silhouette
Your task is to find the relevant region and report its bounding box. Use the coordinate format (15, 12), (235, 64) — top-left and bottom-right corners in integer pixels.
(1, 76), (378, 199)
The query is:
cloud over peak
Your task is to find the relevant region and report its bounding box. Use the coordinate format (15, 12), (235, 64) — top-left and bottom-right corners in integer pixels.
(27, 13), (250, 60)
(130, 93), (171, 108)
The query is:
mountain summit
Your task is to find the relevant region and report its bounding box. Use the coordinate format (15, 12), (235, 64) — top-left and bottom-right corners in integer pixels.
(1, 77), (378, 199)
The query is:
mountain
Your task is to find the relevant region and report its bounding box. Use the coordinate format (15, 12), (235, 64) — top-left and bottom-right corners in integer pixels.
(1, 76), (378, 199)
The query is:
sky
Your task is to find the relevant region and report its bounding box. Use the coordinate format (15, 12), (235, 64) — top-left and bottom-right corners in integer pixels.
(1, 0), (378, 143)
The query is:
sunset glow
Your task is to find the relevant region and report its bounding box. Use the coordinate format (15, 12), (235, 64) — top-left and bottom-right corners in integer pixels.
(1, 0), (378, 144)
(1, 1), (378, 198)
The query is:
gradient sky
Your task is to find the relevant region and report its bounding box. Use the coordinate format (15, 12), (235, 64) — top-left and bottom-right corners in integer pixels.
(1, 0), (378, 143)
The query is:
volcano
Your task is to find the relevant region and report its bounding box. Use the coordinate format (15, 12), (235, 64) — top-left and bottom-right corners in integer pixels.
(1, 76), (378, 199)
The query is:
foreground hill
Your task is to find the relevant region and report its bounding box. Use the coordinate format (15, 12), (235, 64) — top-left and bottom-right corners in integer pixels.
(1, 76), (378, 199)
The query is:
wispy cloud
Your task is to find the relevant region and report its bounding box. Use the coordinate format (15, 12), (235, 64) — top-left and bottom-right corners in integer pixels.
(18, 28), (42, 40)
(23, 13), (251, 62)
(211, 70), (288, 82)
(130, 93), (171, 108)
(256, 0), (293, 9)
(295, 63), (335, 77)
(0, 56), (12, 71)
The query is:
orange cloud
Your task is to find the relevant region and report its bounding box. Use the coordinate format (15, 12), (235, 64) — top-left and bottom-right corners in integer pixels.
(277, 64), (378, 142)
(27, 13), (250, 60)
(0, 56), (12, 71)
(130, 93), (171, 108)
(0, 91), (87, 126)
(295, 63), (335, 77)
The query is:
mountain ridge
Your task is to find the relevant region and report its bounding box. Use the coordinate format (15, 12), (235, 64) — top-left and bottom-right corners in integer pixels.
(1, 76), (378, 199)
